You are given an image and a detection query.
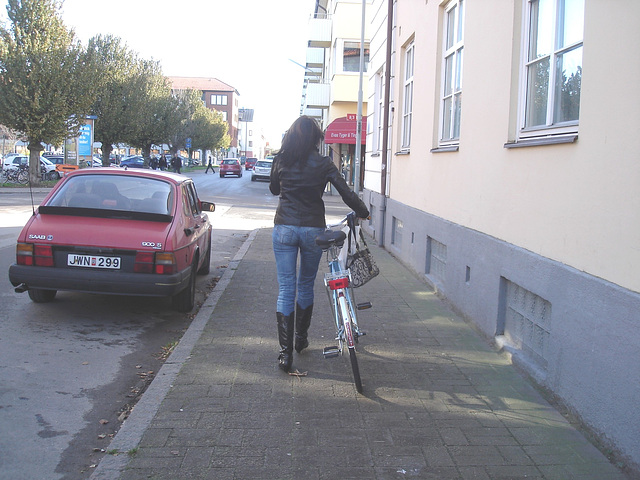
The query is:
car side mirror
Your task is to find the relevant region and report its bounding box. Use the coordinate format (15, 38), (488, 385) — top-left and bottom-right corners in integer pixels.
(200, 201), (216, 212)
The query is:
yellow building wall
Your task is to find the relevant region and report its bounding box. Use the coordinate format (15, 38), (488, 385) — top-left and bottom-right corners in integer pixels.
(382, 0), (640, 292)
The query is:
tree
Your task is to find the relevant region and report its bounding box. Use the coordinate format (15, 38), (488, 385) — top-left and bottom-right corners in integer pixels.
(190, 105), (230, 155)
(88, 35), (150, 165)
(167, 89), (230, 163)
(166, 88), (202, 155)
(0, 0), (101, 184)
(125, 60), (174, 163)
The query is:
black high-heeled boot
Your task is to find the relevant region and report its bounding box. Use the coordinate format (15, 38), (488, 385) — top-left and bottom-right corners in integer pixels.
(276, 312), (294, 372)
(295, 303), (313, 353)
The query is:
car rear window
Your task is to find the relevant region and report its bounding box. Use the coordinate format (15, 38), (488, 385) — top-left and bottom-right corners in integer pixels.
(46, 174), (173, 215)
(256, 161), (272, 168)
(223, 159), (238, 165)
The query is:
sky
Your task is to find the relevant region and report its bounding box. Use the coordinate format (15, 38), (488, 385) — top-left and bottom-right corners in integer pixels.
(2, 0), (318, 148)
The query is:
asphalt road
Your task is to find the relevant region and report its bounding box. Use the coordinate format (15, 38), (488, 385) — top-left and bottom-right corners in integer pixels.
(0, 169), (276, 479)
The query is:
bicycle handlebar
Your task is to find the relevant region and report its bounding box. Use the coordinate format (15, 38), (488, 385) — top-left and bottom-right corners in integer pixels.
(326, 211), (360, 230)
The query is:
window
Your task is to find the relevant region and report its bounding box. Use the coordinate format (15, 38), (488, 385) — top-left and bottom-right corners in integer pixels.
(210, 94), (228, 106)
(374, 70), (385, 153)
(392, 217), (403, 247)
(521, 0), (583, 134)
(343, 41), (369, 73)
(426, 236), (447, 282)
(183, 183), (199, 216)
(440, 0), (464, 144)
(401, 42), (414, 149)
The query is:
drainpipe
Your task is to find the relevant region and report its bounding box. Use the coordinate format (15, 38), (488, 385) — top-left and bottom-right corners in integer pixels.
(379, 0), (393, 247)
(354, 0), (366, 195)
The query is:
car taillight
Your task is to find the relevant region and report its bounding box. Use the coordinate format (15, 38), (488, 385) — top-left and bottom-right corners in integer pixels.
(134, 251), (177, 275)
(154, 253), (177, 275)
(16, 243), (54, 267)
(134, 251), (155, 273)
(34, 245), (54, 267)
(16, 243), (34, 266)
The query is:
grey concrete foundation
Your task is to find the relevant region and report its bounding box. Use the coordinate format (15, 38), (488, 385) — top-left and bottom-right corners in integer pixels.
(362, 189), (640, 470)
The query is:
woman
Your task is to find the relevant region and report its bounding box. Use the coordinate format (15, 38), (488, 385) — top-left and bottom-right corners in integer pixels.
(270, 116), (370, 372)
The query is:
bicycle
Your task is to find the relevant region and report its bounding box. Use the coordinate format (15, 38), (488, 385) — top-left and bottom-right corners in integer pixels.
(315, 212), (371, 394)
(0, 165), (29, 184)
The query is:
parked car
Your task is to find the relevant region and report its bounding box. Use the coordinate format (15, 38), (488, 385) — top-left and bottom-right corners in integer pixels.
(45, 155), (65, 165)
(244, 157), (258, 170)
(2, 155), (60, 179)
(120, 155), (146, 169)
(219, 158), (242, 178)
(2, 153), (26, 171)
(251, 159), (273, 182)
(84, 156), (103, 168)
(8, 168), (216, 312)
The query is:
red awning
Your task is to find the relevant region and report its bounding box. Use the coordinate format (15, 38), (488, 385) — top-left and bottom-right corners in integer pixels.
(324, 116), (366, 145)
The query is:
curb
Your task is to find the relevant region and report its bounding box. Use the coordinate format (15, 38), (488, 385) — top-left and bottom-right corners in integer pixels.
(89, 229), (259, 480)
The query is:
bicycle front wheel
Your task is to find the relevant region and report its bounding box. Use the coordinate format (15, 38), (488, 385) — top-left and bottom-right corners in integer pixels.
(18, 169), (29, 184)
(348, 346), (363, 393)
(343, 320), (363, 393)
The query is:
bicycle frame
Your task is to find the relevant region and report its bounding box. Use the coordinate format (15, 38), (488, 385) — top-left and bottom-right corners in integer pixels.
(317, 213), (367, 393)
(324, 253), (361, 352)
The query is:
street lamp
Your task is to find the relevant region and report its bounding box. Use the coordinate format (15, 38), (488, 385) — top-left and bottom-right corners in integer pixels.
(354, 0), (366, 194)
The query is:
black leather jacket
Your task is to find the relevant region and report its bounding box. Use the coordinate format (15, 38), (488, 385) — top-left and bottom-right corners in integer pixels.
(270, 151), (369, 228)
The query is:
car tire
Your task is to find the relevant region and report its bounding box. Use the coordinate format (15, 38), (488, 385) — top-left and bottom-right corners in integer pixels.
(28, 288), (57, 303)
(220, 173), (224, 178)
(251, 176), (256, 181)
(172, 261), (196, 312)
(239, 171), (243, 177)
(197, 235), (211, 275)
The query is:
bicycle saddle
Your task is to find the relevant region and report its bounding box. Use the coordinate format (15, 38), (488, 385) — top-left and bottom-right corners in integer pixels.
(315, 229), (347, 249)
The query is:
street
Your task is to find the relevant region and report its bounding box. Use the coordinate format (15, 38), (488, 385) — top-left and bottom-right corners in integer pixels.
(0, 170), (275, 480)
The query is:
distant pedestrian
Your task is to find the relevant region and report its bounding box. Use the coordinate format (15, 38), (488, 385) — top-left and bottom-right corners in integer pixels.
(171, 154), (181, 174)
(149, 156), (158, 170)
(205, 155), (215, 174)
(269, 115), (369, 373)
(159, 155), (167, 171)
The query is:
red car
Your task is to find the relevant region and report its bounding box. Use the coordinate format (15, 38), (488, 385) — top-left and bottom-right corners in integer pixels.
(219, 158), (242, 178)
(244, 157), (257, 170)
(8, 168), (215, 312)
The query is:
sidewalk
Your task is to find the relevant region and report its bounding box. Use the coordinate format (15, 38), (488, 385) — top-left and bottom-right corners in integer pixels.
(91, 227), (627, 480)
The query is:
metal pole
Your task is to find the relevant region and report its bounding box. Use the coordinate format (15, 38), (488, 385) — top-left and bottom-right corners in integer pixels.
(354, 0), (366, 194)
(381, 0), (393, 198)
(378, 0), (394, 247)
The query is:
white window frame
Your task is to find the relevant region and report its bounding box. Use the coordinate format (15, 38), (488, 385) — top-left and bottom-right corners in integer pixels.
(517, 0), (583, 140)
(438, 0), (464, 147)
(210, 94), (228, 106)
(401, 41), (414, 150)
(334, 38), (370, 75)
(374, 69), (385, 153)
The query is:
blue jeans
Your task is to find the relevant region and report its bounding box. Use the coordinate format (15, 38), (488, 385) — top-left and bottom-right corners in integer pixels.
(272, 225), (325, 316)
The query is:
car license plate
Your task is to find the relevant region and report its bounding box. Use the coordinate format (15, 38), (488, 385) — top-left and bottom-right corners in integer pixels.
(67, 254), (121, 269)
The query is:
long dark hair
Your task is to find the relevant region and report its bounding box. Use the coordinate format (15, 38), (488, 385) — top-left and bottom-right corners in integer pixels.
(277, 116), (324, 164)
